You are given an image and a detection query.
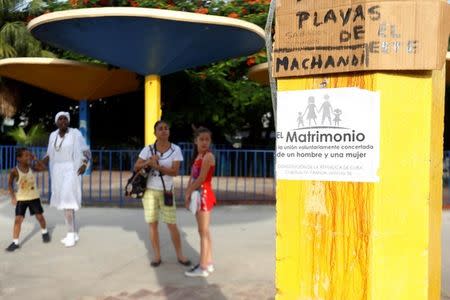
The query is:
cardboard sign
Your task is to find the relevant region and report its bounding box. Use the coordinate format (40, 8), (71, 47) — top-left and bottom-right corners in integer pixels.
(273, 0), (450, 78)
(276, 88), (380, 182)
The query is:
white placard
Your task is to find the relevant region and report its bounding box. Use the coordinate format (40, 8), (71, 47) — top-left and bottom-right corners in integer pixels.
(276, 88), (380, 182)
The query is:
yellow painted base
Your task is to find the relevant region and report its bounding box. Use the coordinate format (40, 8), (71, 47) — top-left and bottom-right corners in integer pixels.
(276, 70), (444, 300)
(144, 74), (162, 145)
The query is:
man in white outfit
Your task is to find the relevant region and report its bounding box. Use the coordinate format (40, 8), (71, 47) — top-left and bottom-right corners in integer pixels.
(41, 112), (90, 247)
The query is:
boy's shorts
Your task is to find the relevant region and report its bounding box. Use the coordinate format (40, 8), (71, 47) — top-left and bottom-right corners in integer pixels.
(16, 199), (44, 217)
(142, 189), (176, 224)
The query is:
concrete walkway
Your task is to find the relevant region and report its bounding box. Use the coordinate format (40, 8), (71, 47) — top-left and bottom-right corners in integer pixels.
(0, 196), (275, 300)
(0, 191), (449, 300)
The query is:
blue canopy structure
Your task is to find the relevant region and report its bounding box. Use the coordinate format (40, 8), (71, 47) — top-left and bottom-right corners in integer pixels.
(28, 7), (266, 144)
(28, 7), (265, 76)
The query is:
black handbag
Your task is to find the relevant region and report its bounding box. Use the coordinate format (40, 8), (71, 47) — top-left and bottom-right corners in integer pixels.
(125, 145), (152, 198)
(125, 168), (150, 198)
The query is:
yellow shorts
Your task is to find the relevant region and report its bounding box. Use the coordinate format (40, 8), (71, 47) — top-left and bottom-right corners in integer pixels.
(141, 189), (177, 224)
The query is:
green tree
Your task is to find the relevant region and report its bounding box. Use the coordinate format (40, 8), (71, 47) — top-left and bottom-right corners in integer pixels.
(160, 50), (272, 146)
(0, 0), (56, 117)
(0, 0), (54, 58)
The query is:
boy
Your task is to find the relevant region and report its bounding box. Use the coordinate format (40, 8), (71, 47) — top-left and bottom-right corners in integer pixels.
(6, 147), (50, 252)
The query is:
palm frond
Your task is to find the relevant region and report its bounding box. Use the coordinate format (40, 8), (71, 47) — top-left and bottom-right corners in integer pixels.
(0, 21), (26, 45)
(7, 126), (28, 145)
(23, 37), (41, 56)
(0, 37), (17, 58)
(0, 0), (20, 12)
(27, 124), (47, 145)
(7, 124), (48, 146)
(40, 49), (57, 58)
(0, 21), (44, 57)
(27, 0), (45, 15)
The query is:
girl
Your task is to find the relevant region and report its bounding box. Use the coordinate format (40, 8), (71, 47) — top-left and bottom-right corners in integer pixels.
(184, 127), (216, 277)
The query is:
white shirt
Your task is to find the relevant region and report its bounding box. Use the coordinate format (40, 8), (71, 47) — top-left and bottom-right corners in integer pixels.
(46, 128), (90, 167)
(138, 143), (183, 191)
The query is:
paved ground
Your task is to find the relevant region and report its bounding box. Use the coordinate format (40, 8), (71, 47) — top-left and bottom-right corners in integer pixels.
(0, 194), (275, 300)
(0, 190), (449, 300)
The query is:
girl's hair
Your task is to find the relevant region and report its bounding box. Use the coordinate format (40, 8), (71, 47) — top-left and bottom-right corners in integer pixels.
(191, 126), (212, 166)
(153, 120), (169, 131)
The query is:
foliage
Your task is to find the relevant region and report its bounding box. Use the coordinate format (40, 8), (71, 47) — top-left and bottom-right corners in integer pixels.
(0, 0), (54, 59)
(7, 124), (48, 145)
(57, 0), (270, 28)
(169, 55), (271, 136)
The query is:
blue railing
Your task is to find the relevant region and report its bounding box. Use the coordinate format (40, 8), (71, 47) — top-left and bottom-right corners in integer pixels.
(0, 145), (275, 206)
(2, 145), (449, 207)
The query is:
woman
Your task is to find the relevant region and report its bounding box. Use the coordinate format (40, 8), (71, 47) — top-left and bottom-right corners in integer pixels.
(134, 120), (191, 267)
(42, 111), (90, 247)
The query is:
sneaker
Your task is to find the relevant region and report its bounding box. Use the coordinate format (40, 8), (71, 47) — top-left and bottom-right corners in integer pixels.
(60, 233), (79, 244)
(184, 265), (209, 278)
(42, 233), (51, 243)
(5, 242), (19, 252)
(207, 264), (215, 273)
(64, 233), (76, 247)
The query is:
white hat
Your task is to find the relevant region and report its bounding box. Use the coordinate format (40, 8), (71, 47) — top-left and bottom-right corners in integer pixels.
(55, 111), (70, 124)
